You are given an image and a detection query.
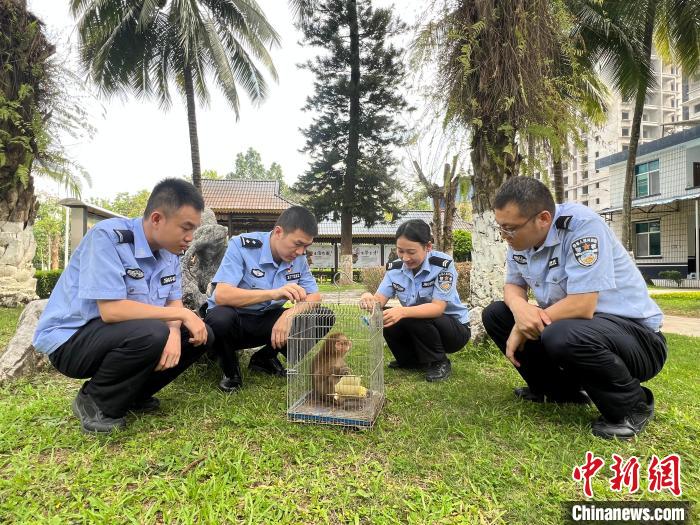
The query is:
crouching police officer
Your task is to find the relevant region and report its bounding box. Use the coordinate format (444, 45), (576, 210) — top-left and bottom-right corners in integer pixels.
(32, 179), (213, 433)
(360, 219), (471, 382)
(205, 206), (333, 392)
(482, 176), (667, 440)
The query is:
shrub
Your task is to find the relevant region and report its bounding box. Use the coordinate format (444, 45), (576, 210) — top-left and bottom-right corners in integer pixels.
(659, 270), (683, 287)
(35, 269), (63, 298)
(455, 262), (471, 301)
(453, 230), (472, 262)
(361, 266), (385, 293)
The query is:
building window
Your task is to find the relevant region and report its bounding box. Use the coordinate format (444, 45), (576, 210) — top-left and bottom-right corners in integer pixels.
(694, 162), (700, 187)
(622, 128), (630, 137)
(582, 185), (589, 195)
(582, 201), (589, 207)
(595, 182), (600, 189)
(635, 221), (661, 257)
(694, 103), (700, 113)
(621, 111), (629, 120)
(622, 145), (629, 151)
(595, 151), (599, 158)
(595, 198), (600, 204)
(635, 159), (660, 198)
(642, 129), (651, 139)
(563, 176), (569, 186)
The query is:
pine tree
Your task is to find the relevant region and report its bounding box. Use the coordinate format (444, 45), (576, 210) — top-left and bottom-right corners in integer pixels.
(294, 0), (408, 278)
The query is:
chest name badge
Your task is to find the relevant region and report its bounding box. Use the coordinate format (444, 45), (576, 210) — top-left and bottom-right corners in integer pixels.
(251, 268), (265, 278)
(572, 237), (599, 267)
(286, 272), (301, 281)
(513, 254), (527, 265)
(437, 271), (453, 292)
(391, 282), (405, 292)
(548, 257), (559, 269)
(422, 279), (435, 288)
(160, 274), (176, 285)
(126, 268), (144, 279)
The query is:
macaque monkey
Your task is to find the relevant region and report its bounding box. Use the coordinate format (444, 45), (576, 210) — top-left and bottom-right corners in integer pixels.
(311, 333), (353, 405)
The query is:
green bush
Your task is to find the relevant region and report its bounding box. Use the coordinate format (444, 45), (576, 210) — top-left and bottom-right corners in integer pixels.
(658, 270), (683, 287)
(453, 230), (472, 262)
(35, 270), (63, 298)
(361, 266), (385, 293)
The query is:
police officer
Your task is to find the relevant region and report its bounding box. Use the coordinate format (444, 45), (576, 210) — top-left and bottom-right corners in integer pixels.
(33, 179), (213, 433)
(205, 206), (333, 392)
(360, 219), (471, 382)
(482, 176), (667, 440)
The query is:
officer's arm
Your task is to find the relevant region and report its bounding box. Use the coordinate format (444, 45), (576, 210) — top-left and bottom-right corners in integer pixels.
(504, 283), (529, 310)
(543, 292), (598, 321)
(401, 299), (446, 318)
(214, 282), (279, 307)
(97, 299), (195, 324)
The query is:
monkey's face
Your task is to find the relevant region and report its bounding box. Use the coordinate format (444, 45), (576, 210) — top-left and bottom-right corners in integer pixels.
(335, 338), (352, 355)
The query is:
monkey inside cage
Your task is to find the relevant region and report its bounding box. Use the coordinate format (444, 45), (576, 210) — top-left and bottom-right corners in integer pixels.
(286, 301), (385, 429)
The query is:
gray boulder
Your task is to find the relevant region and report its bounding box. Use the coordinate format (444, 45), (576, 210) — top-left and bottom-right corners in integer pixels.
(0, 299), (49, 383)
(181, 208), (228, 314)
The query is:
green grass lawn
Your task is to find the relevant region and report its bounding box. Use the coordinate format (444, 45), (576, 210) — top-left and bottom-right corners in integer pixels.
(0, 307), (22, 351)
(0, 304), (697, 523)
(651, 292), (700, 318)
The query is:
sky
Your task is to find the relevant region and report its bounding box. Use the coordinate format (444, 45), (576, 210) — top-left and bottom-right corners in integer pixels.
(28, 0), (429, 201)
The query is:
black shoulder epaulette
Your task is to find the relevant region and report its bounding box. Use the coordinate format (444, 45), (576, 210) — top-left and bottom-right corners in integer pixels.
(386, 260), (402, 270)
(113, 229), (134, 244)
(240, 236), (263, 249)
(555, 215), (573, 230)
(429, 255), (452, 269)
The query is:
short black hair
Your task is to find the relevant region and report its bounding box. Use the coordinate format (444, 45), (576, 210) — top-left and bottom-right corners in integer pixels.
(275, 206), (318, 237)
(493, 176), (555, 217)
(144, 178), (204, 218)
(395, 219), (432, 245)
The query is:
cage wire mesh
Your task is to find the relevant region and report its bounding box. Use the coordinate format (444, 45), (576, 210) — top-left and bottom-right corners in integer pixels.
(286, 299), (385, 429)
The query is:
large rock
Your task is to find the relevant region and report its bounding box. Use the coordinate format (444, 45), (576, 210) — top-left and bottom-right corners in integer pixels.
(181, 208), (228, 314)
(0, 222), (38, 307)
(0, 299), (49, 383)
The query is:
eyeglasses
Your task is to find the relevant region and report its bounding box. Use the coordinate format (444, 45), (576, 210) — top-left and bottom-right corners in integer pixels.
(493, 212), (541, 239)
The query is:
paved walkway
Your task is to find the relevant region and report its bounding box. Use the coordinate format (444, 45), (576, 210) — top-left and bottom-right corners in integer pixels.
(320, 291), (700, 337)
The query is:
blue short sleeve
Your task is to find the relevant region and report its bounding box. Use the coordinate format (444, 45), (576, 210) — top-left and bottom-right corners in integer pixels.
(377, 271), (395, 299)
(167, 259), (183, 301)
(505, 249), (527, 287)
(212, 238), (245, 287)
(432, 263), (459, 301)
(77, 229), (128, 300)
(297, 257), (319, 294)
(564, 220), (616, 294)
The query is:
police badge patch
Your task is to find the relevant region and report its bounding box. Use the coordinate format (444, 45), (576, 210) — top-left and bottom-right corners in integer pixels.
(437, 271), (453, 292)
(571, 237), (599, 267)
(513, 254), (527, 265)
(251, 268), (265, 278)
(391, 282), (405, 292)
(160, 274), (176, 285)
(126, 268), (144, 279)
(285, 272), (301, 281)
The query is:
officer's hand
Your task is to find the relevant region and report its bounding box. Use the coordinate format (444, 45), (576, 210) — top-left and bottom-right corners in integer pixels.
(155, 329), (181, 371)
(505, 327), (526, 368)
(513, 302), (550, 340)
(276, 284), (307, 303)
(359, 293), (376, 311)
(183, 309), (208, 346)
(382, 307), (404, 328)
(270, 312), (290, 349)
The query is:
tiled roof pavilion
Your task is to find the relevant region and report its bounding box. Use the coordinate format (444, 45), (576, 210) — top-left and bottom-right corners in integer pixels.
(202, 179), (472, 240)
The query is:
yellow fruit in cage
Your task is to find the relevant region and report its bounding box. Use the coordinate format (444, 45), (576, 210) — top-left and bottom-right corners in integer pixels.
(335, 375), (367, 397)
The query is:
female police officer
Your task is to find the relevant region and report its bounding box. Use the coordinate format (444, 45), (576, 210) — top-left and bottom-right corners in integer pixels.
(360, 219), (470, 381)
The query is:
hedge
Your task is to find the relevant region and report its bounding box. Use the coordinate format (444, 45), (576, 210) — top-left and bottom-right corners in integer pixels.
(35, 270), (63, 298)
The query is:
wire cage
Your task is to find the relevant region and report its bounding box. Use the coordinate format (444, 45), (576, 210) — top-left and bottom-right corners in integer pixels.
(286, 301), (385, 429)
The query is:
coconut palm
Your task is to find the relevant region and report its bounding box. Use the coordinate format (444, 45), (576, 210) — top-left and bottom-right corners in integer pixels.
(569, 0), (700, 249)
(70, 0), (280, 191)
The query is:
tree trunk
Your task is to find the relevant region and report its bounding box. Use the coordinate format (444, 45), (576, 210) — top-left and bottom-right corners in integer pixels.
(183, 64), (202, 193)
(622, 0), (656, 251)
(50, 233), (60, 270)
(552, 158), (564, 204)
(441, 158), (459, 256)
(432, 193), (442, 250)
(340, 0), (360, 285)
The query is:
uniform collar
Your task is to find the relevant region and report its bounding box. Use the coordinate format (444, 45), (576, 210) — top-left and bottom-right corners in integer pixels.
(132, 218), (157, 260)
(259, 232), (277, 267)
(531, 205), (564, 253)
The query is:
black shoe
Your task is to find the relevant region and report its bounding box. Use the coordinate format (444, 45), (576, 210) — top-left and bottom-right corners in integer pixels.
(514, 386), (591, 405)
(388, 360), (422, 370)
(249, 351), (286, 377)
(425, 359), (451, 382)
(128, 396), (160, 413)
(219, 375), (243, 392)
(72, 390), (126, 434)
(591, 387), (655, 440)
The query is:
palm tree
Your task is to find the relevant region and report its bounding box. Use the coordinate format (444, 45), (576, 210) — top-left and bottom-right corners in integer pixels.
(70, 0), (280, 191)
(415, 0), (599, 312)
(570, 0), (700, 249)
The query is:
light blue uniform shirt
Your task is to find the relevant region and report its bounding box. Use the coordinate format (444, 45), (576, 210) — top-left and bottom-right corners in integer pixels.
(505, 202), (663, 331)
(377, 250), (469, 324)
(207, 231), (319, 314)
(33, 217), (182, 355)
